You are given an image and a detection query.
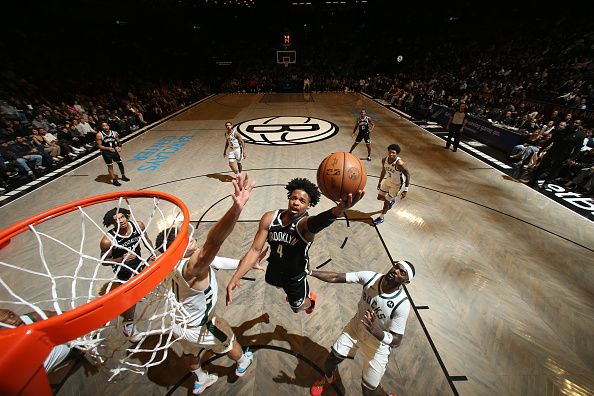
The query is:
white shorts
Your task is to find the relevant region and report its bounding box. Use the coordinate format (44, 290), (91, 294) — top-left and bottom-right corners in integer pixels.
(174, 315), (235, 356)
(331, 318), (391, 389)
(44, 344), (71, 372)
(378, 179), (402, 202)
(227, 147), (243, 163)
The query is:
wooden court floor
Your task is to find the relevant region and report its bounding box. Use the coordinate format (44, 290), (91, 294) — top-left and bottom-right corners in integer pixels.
(0, 93), (593, 396)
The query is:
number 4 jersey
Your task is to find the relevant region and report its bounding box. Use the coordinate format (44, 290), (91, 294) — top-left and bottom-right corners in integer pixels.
(265, 209), (311, 286)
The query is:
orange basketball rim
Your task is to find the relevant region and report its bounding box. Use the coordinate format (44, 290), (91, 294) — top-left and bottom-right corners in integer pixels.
(0, 191), (189, 396)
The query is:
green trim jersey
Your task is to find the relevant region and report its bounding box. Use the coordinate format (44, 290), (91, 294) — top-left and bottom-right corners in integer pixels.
(383, 156), (405, 186)
(171, 258), (217, 327)
(346, 271), (411, 335)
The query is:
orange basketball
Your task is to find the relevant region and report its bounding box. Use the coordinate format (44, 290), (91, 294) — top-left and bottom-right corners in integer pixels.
(316, 152), (367, 202)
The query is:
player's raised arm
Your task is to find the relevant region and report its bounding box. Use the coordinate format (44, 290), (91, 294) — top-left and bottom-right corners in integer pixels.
(226, 211), (273, 305)
(186, 173), (254, 276)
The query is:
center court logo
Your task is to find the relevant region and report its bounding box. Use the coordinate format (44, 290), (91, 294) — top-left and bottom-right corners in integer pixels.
(235, 116), (339, 145)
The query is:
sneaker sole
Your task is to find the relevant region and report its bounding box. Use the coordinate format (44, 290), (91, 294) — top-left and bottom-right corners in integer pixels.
(235, 359), (253, 377)
(193, 377), (218, 394)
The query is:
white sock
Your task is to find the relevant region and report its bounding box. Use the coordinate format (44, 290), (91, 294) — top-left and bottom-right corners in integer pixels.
(193, 367), (209, 383)
(237, 352), (248, 365)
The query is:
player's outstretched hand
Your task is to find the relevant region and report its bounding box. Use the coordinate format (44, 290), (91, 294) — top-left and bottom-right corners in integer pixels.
(226, 277), (241, 305)
(231, 172), (255, 209)
(253, 246), (268, 271)
(335, 189), (365, 211)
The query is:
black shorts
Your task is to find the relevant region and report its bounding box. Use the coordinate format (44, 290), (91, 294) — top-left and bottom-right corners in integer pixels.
(113, 258), (145, 281)
(355, 130), (370, 144)
(265, 270), (310, 309)
(102, 150), (122, 165)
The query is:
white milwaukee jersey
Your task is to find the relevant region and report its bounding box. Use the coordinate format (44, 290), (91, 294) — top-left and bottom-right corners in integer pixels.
(171, 258), (217, 327)
(347, 271), (411, 335)
(383, 156), (405, 185)
(226, 127), (241, 149)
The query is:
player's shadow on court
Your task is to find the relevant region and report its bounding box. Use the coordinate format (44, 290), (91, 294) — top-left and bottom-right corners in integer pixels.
(344, 209), (382, 226)
(203, 314), (345, 395)
(95, 174), (114, 184)
(206, 173), (235, 183)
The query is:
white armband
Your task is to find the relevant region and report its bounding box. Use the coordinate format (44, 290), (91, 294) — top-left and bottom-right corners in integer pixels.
(211, 256), (240, 270)
(382, 331), (393, 345)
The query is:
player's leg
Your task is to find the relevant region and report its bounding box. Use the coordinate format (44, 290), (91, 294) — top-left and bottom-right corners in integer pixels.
(452, 129), (462, 152)
(360, 341), (392, 396)
(107, 164), (120, 186)
(228, 150), (240, 175)
(373, 181), (395, 225)
(284, 274), (316, 314)
(115, 156), (130, 182)
(236, 148), (243, 174)
(205, 315), (254, 377)
(350, 132), (363, 154)
(349, 141), (359, 153)
(365, 137), (371, 161)
(180, 343), (218, 395)
(445, 125), (454, 149)
(311, 327), (358, 396)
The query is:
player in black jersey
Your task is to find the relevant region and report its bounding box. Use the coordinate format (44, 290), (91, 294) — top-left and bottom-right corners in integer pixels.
(349, 109), (375, 161)
(96, 122), (130, 187)
(226, 178), (364, 314)
(100, 207), (153, 342)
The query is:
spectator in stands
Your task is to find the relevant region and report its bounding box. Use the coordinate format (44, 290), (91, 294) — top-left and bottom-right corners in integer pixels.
(0, 140), (44, 178)
(528, 121), (586, 188)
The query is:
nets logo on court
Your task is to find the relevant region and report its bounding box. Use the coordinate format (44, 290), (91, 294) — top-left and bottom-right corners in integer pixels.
(235, 116), (339, 146)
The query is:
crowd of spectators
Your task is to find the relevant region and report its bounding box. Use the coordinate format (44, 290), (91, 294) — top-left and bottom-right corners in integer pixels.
(0, 79), (207, 193)
(1, 1), (592, 196)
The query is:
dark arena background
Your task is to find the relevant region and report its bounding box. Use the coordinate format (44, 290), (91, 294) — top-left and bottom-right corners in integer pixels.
(0, 1), (593, 395)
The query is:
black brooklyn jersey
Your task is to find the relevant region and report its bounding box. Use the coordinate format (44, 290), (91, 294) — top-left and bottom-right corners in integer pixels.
(357, 116), (370, 133)
(266, 210), (311, 282)
(100, 130), (119, 149)
(108, 221), (142, 261)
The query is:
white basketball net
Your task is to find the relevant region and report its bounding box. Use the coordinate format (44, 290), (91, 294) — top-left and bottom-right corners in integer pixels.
(0, 196), (193, 381)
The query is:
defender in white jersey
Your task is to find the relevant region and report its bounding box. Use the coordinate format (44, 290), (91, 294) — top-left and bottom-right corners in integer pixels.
(223, 121), (246, 176)
(373, 144), (411, 226)
(309, 260), (416, 396)
(156, 173), (262, 395)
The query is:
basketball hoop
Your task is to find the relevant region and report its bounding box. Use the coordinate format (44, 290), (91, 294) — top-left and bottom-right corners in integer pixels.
(283, 59), (289, 68)
(0, 191), (189, 395)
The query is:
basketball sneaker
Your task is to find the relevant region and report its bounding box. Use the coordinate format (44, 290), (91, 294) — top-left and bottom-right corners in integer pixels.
(305, 292), (317, 314)
(112, 179), (122, 186)
(193, 373), (218, 395)
(388, 198), (397, 210)
(310, 372), (337, 396)
(235, 349), (254, 377)
(121, 176), (130, 182)
(366, 156), (371, 161)
(372, 216), (385, 225)
(123, 322), (142, 343)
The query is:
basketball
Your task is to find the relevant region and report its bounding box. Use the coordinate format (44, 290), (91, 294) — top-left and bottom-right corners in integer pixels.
(316, 152), (367, 202)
